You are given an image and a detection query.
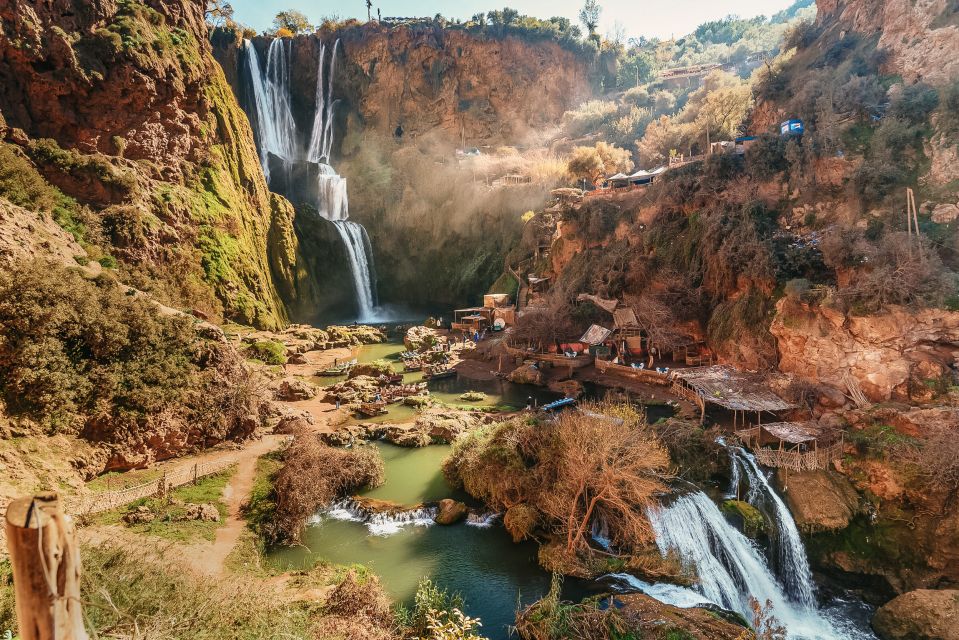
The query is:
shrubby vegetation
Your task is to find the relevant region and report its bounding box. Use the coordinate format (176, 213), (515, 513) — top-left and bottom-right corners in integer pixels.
(0, 260), (264, 448)
(444, 403), (669, 564)
(268, 430), (384, 543)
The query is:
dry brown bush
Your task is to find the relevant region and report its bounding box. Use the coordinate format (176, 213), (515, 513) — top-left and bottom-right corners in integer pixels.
(445, 402), (670, 557)
(321, 567), (397, 635)
(271, 433), (384, 544)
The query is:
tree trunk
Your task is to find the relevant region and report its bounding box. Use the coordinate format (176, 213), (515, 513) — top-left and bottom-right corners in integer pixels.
(4, 493), (89, 640)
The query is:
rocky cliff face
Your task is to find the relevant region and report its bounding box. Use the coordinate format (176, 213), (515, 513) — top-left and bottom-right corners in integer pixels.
(212, 26), (592, 313)
(816, 0), (959, 85)
(771, 299), (959, 402)
(0, 0), (313, 328)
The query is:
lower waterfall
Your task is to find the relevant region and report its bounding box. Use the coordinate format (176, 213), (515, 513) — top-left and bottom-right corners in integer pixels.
(331, 220), (378, 322)
(648, 490), (874, 639)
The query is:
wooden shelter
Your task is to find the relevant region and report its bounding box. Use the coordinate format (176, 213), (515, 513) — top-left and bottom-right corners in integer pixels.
(669, 365), (795, 423)
(452, 307), (492, 333)
(735, 421), (843, 471)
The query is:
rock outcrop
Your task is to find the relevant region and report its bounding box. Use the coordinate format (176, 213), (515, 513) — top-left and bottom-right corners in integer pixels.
(777, 470), (861, 532)
(771, 300), (959, 402)
(816, 0), (959, 86)
(0, 0), (314, 328)
(872, 589), (959, 640)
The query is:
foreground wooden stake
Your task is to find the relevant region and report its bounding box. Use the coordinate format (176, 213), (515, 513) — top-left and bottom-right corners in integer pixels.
(4, 493), (88, 640)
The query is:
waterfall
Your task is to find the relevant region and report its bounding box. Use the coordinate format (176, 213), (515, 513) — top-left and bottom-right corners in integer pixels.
(240, 37), (383, 321)
(321, 499), (436, 536)
(242, 39), (297, 178)
(732, 447), (817, 608)
(331, 221), (378, 321)
(648, 492), (849, 638)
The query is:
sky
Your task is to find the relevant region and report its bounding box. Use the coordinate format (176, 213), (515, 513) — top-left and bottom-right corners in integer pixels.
(231, 0), (799, 41)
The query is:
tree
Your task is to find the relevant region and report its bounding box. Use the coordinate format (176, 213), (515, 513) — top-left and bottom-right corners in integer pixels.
(579, 0), (601, 41)
(365, 0), (372, 22)
(205, 0), (234, 27)
(272, 9), (312, 35)
(567, 141), (632, 185)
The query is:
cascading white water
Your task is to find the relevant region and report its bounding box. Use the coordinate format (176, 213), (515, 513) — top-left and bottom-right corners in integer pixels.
(241, 37), (382, 321)
(648, 492), (848, 639)
(242, 39), (298, 178)
(732, 447), (817, 608)
(321, 499), (436, 536)
(331, 220), (378, 321)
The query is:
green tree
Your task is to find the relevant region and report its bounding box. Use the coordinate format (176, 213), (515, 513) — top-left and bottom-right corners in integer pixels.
(579, 0), (601, 41)
(272, 9), (312, 35)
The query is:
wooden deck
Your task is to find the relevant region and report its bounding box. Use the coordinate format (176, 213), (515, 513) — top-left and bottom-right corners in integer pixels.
(505, 346), (594, 369)
(594, 359), (671, 386)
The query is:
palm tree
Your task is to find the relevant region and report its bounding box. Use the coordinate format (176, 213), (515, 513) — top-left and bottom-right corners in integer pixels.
(579, 0), (601, 42)
(365, 0), (373, 22)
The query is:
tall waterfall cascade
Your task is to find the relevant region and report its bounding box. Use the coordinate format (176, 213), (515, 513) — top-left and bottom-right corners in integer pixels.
(647, 451), (876, 639)
(241, 38), (380, 321)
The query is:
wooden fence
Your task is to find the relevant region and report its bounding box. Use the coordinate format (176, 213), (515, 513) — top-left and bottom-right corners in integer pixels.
(68, 458), (238, 517)
(751, 442), (844, 472)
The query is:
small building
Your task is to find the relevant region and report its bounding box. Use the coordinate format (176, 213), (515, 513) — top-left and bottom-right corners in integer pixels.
(483, 293), (511, 309)
(736, 421), (844, 471)
(604, 173), (631, 189)
(780, 119), (805, 137)
(669, 365), (795, 424)
(628, 166), (667, 187)
(452, 307), (492, 333)
(493, 174), (532, 187)
(735, 136), (758, 154)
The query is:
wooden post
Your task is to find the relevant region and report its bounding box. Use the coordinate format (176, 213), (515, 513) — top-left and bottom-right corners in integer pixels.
(4, 493), (89, 640)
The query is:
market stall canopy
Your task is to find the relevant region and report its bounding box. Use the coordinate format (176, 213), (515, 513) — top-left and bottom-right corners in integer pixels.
(576, 293), (618, 314)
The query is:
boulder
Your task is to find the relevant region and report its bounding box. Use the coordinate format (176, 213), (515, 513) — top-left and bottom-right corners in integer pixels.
(383, 426), (432, 447)
(182, 503), (221, 522)
(404, 325), (438, 351)
(123, 505), (155, 525)
(777, 469), (860, 532)
(348, 360), (395, 379)
(274, 377), (317, 401)
(287, 352), (308, 365)
(403, 394), (433, 408)
(872, 589), (959, 640)
(459, 391), (487, 402)
(434, 499), (468, 525)
(548, 379), (584, 398)
(932, 203), (959, 224)
(507, 363), (544, 386)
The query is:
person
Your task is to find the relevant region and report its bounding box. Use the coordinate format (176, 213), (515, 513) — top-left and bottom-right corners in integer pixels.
(335, 399), (341, 410)
(526, 396), (533, 410)
(334, 357), (338, 366)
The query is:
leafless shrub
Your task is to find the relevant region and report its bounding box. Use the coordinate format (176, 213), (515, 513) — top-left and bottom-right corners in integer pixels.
(270, 433), (384, 544)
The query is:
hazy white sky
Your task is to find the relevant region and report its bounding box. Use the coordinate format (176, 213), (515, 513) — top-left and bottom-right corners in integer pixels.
(231, 1), (800, 40)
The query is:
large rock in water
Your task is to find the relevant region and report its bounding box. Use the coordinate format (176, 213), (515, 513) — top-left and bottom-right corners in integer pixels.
(434, 499), (468, 525)
(776, 469), (860, 532)
(404, 325), (438, 351)
(872, 589), (959, 640)
(507, 363), (544, 386)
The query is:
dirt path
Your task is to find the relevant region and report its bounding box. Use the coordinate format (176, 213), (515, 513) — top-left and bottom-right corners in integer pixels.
(183, 434), (287, 576)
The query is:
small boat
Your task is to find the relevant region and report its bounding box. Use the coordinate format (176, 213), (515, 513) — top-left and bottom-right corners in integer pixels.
(541, 397), (577, 412)
(319, 358), (357, 376)
(423, 365), (456, 381)
(356, 402), (388, 417)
